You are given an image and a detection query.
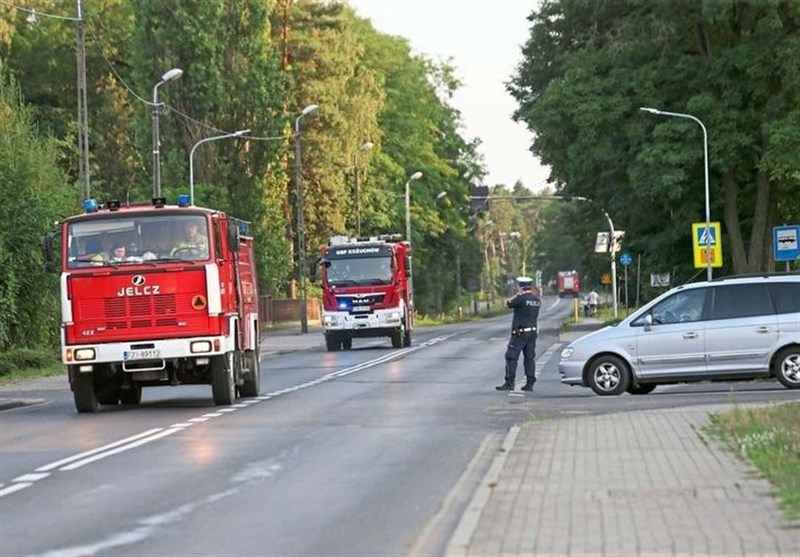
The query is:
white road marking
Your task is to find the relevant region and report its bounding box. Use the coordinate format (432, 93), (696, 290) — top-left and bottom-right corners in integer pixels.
(59, 428), (183, 471)
(35, 429), (164, 472)
(13, 473), (49, 482)
(0, 483), (32, 497)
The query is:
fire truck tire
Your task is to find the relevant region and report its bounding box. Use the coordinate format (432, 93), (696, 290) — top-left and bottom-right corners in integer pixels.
(342, 337), (352, 350)
(325, 335), (340, 352)
(212, 352), (236, 405)
(391, 329), (403, 348)
(240, 346), (261, 397)
(73, 370), (99, 413)
(119, 383), (142, 405)
(403, 328), (412, 347)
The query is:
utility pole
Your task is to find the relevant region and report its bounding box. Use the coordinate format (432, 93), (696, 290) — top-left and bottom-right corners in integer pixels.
(76, 0), (90, 199)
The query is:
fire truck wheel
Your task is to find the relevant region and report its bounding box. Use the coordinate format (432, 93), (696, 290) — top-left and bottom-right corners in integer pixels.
(240, 347), (261, 397)
(342, 337), (352, 350)
(73, 370), (99, 413)
(403, 329), (412, 347)
(119, 383), (142, 405)
(325, 335), (340, 352)
(391, 329), (403, 348)
(211, 352), (236, 405)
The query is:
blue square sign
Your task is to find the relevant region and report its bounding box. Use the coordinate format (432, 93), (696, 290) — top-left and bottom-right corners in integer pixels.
(773, 225), (800, 262)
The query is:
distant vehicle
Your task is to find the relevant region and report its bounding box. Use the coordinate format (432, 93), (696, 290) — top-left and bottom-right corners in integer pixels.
(42, 196), (261, 412)
(557, 270), (580, 298)
(559, 274), (800, 395)
(319, 234), (413, 351)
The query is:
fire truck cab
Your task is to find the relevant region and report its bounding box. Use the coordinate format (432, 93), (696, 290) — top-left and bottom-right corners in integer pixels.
(43, 195), (261, 412)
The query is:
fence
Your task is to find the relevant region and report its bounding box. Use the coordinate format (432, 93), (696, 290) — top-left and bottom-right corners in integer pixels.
(258, 297), (321, 325)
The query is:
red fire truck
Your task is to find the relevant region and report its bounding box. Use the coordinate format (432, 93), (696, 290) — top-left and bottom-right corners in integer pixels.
(557, 270), (581, 298)
(319, 235), (413, 351)
(43, 196), (261, 412)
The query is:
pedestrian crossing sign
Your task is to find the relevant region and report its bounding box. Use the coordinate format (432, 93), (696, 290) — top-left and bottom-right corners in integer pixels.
(691, 222), (723, 268)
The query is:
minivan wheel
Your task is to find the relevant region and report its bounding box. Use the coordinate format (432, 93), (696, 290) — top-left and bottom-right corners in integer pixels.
(774, 346), (800, 389)
(587, 355), (630, 396)
(626, 383), (657, 395)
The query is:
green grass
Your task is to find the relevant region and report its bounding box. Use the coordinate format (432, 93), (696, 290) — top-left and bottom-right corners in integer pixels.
(0, 362), (65, 386)
(706, 401), (800, 521)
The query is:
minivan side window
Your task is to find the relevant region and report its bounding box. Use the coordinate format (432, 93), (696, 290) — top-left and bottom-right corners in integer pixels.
(711, 284), (772, 320)
(768, 282), (800, 314)
(643, 288), (707, 325)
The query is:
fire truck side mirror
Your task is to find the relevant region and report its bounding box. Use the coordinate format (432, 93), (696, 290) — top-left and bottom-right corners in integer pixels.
(404, 255), (412, 277)
(42, 232), (57, 273)
(227, 221), (240, 254)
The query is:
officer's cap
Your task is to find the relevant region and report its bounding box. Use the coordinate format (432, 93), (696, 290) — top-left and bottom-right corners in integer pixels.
(516, 276), (533, 288)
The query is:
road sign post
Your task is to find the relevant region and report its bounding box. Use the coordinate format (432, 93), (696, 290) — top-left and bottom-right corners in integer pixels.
(620, 253), (632, 314)
(691, 222), (722, 274)
(773, 225), (800, 271)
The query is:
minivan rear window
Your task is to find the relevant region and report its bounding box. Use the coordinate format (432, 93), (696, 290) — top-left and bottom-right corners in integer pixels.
(711, 283), (772, 320)
(768, 282), (800, 314)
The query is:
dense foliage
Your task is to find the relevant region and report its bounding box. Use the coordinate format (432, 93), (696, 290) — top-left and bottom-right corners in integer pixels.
(510, 0), (800, 289)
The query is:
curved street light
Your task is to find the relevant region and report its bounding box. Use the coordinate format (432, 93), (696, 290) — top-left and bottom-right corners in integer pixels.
(152, 67), (183, 198)
(640, 107), (712, 281)
(404, 171), (423, 243)
(189, 129), (251, 206)
(354, 140), (374, 237)
(294, 103), (319, 334)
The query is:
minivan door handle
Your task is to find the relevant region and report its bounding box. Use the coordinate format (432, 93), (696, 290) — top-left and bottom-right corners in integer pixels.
(756, 326), (771, 334)
(683, 332), (698, 339)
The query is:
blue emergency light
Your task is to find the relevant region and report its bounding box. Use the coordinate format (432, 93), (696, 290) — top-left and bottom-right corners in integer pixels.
(83, 199), (98, 213)
(177, 194), (190, 207)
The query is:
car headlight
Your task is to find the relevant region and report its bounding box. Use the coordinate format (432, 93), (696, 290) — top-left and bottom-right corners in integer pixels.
(560, 347), (574, 359)
(323, 315), (334, 325)
(388, 311), (401, 320)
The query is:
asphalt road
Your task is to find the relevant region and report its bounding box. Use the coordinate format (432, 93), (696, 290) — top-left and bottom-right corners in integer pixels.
(1, 296), (796, 556)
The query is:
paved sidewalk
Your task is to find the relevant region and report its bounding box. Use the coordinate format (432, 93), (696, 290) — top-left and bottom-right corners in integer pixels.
(445, 320), (800, 557)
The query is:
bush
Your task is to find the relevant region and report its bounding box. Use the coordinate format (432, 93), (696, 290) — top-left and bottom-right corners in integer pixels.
(0, 347), (57, 375)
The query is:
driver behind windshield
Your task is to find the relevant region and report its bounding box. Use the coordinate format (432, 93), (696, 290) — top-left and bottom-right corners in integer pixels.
(171, 221), (209, 258)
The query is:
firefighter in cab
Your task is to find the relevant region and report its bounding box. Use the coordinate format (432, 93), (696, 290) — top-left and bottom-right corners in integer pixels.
(496, 276), (541, 392)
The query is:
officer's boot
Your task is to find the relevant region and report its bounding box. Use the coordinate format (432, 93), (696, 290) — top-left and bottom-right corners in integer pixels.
(521, 378), (535, 392)
(495, 380), (514, 391)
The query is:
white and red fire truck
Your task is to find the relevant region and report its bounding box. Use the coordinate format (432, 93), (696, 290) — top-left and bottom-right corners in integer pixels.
(557, 270), (581, 298)
(43, 196), (261, 412)
(319, 235), (413, 351)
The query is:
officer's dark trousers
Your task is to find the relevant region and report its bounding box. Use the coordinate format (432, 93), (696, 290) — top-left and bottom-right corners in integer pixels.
(504, 331), (537, 383)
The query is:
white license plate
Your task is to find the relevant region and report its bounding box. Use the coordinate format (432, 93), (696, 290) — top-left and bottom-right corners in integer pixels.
(352, 305), (370, 312)
(124, 349), (161, 361)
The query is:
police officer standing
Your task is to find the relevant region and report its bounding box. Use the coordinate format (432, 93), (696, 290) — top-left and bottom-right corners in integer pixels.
(496, 276), (541, 392)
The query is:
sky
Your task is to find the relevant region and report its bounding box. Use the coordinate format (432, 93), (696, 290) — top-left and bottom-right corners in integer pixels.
(347, 0), (551, 191)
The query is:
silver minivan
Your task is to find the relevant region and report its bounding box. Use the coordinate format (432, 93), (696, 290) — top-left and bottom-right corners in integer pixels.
(559, 274), (800, 395)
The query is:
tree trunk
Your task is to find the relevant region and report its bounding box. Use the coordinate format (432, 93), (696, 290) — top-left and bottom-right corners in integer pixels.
(723, 170), (746, 274)
(746, 169), (771, 272)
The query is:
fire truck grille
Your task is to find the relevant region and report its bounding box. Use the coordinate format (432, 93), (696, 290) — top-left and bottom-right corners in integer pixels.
(79, 294), (181, 330)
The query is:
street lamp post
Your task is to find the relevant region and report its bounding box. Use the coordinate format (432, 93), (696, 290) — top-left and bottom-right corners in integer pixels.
(152, 68), (183, 198)
(294, 103), (319, 334)
(640, 107), (712, 281)
(404, 171), (423, 243)
(353, 141), (374, 237)
(603, 210), (619, 319)
(189, 129), (250, 206)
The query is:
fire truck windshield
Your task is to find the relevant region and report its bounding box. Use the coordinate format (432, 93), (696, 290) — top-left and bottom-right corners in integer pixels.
(325, 256), (392, 286)
(66, 213), (210, 268)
